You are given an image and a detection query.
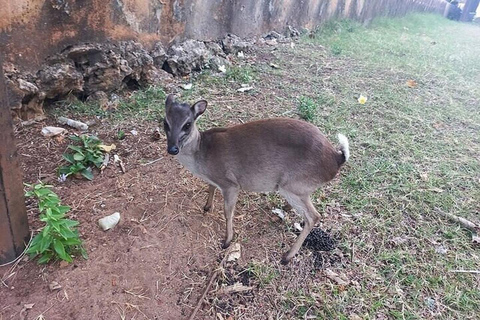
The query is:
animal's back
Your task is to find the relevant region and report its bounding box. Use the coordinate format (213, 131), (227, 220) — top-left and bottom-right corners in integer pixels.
(199, 118), (341, 192)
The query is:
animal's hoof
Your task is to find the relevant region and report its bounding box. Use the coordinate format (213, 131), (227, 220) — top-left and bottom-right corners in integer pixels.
(203, 205), (211, 212)
(281, 253), (292, 265)
(222, 241), (231, 249)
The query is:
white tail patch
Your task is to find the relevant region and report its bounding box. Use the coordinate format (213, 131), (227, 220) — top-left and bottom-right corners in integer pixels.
(337, 134), (350, 162)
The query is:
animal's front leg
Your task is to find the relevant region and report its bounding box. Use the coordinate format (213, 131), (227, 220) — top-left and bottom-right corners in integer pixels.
(203, 184), (216, 212)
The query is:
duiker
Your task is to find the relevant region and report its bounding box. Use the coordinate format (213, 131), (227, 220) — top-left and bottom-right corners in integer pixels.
(163, 95), (350, 264)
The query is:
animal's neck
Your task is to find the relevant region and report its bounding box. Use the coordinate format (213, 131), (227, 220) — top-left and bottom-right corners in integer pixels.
(179, 125), (201, 156)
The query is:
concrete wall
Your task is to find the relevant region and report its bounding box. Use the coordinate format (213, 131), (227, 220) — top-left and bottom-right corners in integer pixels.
(1, 0), (446, 70)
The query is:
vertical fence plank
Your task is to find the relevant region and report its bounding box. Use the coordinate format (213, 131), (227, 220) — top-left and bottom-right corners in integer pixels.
(0, 58), (30, 264)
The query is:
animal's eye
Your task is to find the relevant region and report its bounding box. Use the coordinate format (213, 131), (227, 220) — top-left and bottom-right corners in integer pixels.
(183, 122), (191, 131)
(163, 121), (170, 132)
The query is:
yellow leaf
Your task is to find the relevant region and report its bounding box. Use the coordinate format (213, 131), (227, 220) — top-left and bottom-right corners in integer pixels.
(99, 144), (116, 153)
(406, 79), (417, 88)
(358, 95), (367, 105)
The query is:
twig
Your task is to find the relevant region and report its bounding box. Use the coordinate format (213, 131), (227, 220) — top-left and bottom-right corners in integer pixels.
(449, 270), (480, 274)
(435, 208), (479, 232)
(188, 248), (232, 320)
(141, 157), (163, 166)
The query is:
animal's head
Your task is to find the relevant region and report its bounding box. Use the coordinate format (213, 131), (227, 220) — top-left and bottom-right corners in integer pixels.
(163, 94), (207, 155)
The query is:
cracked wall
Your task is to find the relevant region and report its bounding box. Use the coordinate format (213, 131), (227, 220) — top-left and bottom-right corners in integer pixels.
(1, 0), (446, 70)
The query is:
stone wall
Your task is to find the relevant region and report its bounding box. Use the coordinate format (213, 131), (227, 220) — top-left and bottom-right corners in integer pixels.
(1, 0), (446, 70)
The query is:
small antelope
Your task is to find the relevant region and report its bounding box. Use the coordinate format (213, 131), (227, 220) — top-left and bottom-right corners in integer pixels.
(163, 95), (350, 264)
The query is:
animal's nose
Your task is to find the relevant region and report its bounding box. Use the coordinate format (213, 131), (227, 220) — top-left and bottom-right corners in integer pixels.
(168, 146), (179, 155)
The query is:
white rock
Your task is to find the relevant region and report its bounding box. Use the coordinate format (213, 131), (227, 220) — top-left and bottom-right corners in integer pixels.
(98, 212), (121, 231)
(41, 126), (67, 137)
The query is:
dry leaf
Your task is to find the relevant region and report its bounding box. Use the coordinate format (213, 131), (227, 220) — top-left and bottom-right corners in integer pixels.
(49, 281), (62, 291)
(59, 260), (70, 268)
(349, 314), (362, 320)
(406, 79), (417, 88)
(217, 282), (254, 295)
(325, 268), (349, 286)
(226, 243), (241, 262)
(99, 144), (117, 153)
(390, 236), (409, 246)
(433, 122), (446, 130)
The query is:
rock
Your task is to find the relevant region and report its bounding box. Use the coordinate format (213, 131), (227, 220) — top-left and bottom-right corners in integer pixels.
(286, 25), (300, 38)
(140, 65), (173, 85)
(86, 91), (109, 108)
(57, 117), (88, 131)
(61, 43), (132, 94)
(264, 31), (289, 43)
(98, 212), (121, 231)
(41, 126), (67, 137)
(204, 41), (226, 57)
(48, 281), (62, 291)
(221, 34), (252, 55)
(151, 42), (167, 67)
(36, 63), (84, 99)
(118, 41), (154, 86)
(208, 56), (231, 73)
(164, 39), (213, 76)
(5, 70), (45, 121)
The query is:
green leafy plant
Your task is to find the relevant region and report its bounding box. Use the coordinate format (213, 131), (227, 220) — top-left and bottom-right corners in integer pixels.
(25, 183), (86, 264)
(58, 135), (104, 180)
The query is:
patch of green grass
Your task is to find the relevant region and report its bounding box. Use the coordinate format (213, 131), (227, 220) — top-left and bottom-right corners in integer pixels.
(297, 96), (317, 121)
(244, 261), (278, 287)
(229, 13), (480, 319)
(225, 66), (256, 83)
(51, 86), (166, 121)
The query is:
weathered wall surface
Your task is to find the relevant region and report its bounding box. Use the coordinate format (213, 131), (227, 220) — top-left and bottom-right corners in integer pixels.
(1, 0), (446, 70)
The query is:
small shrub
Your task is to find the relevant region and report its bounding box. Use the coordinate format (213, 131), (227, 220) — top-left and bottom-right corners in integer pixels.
(25, 183), (86, 264)
(298, 96), (317, 122)
(58, 135), (104, 180)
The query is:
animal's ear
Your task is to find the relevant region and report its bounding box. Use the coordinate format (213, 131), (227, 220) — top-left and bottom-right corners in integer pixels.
(191, 100), (207, 119)
(165, 94), (175, 111)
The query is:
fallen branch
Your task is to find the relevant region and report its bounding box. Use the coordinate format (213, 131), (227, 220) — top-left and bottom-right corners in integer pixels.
(449, 270), (480, 274)
(435, 208), (480, 244)
(435, 208), (479, 231)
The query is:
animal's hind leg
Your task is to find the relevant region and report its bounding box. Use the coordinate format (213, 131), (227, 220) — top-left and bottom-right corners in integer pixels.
(279, 190), (320, 264)
(221, 186), (239, 249)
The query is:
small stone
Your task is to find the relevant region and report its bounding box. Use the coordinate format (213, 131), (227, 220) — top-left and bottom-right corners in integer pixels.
(98, 212), (121, 231)
(41, 126), (67, 137)
(49, 281), (62, 291)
